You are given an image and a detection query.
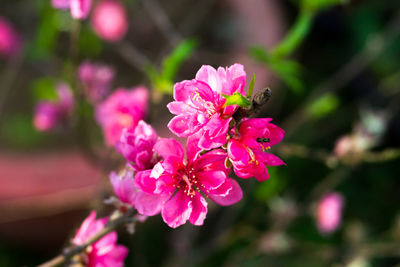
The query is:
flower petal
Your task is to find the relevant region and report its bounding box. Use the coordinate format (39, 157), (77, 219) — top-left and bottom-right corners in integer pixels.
(256, 151), (285, 166)
(167, 101), (194, 115)
(134, 191), (167, 216)
(109, 171), (136, 205)
(217, 63), (247, 95)
(134, 170), (156, 194)
(70, 0), (92, 19)
(189, 192), (208, 226)
(161, 190), (192, 228)
(168, 114), (198, 137)
(209, 178), (243, 206)
(266, 123), (285, 146)
(227, 139), (249, 163)
(154, 138), (184, 160)
(195, 65), (222, 93)
(196, 170), (227, 191)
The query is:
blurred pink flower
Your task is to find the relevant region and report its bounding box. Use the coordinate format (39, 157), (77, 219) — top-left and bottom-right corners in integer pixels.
(316, 192), (344, 234)
(167, 64), (247, 149)
(0, 17), (21, 58)
(73, 211), (128, 267)
(134, 136), (243, 228)
(95, 87), (149, 146)
(227, 118), (285, 181)
(78, 61), (114, 103)
(33, 83), (74, 132)
(115, 121), (159, 171)
(51, 0), (70, 9)
(51, 0), (92, 20)
(33, 102), (61, 132)
(91, 0), (128, 42)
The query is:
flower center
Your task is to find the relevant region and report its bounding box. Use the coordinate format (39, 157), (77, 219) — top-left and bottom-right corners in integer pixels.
(118, 113), (133, 128)
(175, 168), (198, 198)
(246, 146), (259, 165)
(257, 137), (271, 152)
(191, 89), (219, 118)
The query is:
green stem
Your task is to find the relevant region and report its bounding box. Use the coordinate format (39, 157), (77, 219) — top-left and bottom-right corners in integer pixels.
(272, 9), (314, 58)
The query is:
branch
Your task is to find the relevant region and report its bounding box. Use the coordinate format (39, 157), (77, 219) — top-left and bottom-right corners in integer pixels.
(233, 88), (272, 122)
(139, 0), (182, 46)
(283, 11), (400, 138)
(38, 208), (137, 267)
(277, 144), (400, 168)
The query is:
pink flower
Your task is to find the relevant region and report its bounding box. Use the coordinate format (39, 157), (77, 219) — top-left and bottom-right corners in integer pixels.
(167, 64), (247, 150)
(110, 169), (165, 216)
(33, 102), (61, 131)
(0, 17), (22, 58)
(51, 0), (92, 20)
(78, 61), (114, 103)
(316, 192), (344, 234)
(51, 0), (70, 9)
(73, 211), (128, 267)
(227, 118), (285, 181)
(115, 121), (159, 171)
(95, 87), (149, 146)
(134, 136), (243, 228)
(91, 0), (128, 42)
(33, 83), (74, 132)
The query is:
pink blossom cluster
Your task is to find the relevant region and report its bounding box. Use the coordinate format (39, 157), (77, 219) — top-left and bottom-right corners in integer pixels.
(33, 83), (74, 131)
(109, 64), (286, 228)
(95, 87), (149, 146)
(73, 211), (128, 267)
(78, 61), (115, 103)
(0, 17), (22, 58)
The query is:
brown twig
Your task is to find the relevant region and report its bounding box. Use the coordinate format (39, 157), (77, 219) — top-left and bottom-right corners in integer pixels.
(139, 0), (182, 46)
(0, 49), (24, 119)
(277, 143), (400, 168)
(233, 88), (272, 122)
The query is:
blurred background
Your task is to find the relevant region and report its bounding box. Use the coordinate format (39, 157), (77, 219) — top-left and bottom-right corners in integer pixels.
(1, 0), (400, 266)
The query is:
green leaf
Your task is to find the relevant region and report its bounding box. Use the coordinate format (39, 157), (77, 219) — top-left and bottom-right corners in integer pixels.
(146, 65), (173, 94)
(306, 92), (339, 119)
(32, 77), (58, 101)
(303, 0), (347, 12)
(161, 39), (198, 81)
(271, 9), (314, 58)
(222, 92), (251, 108)
(0, 114), (45, 148)
(247, 74), (256, 98)
(27, 4), (59, 60)
(79, 26), (103, 57)
(249, 46), (271, 63)
(250, 46), (304, 93)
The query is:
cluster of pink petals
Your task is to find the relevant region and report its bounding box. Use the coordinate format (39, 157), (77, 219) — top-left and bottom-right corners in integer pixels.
(52, 0), (92, 20)
(95, 87), (148, 146)
(0, 17), (22, 58)
(91, 0), (128, 42)
(115, 120), (159, 171)
(316, 192), (344, 234)
(227, 118), (285, 181)
(73, 211), (128, 267)
(167, 64), (247, 150)
(134, 136), (243, 228)
(110, 168), (165, 216)
(78, 61), (114, 103)
(33, 83), (74, 131)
